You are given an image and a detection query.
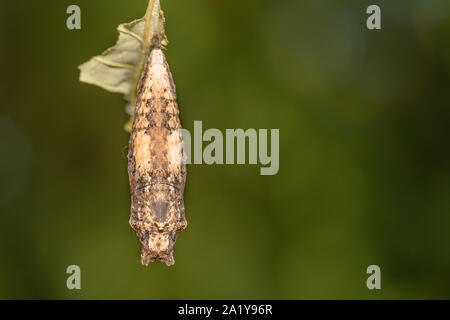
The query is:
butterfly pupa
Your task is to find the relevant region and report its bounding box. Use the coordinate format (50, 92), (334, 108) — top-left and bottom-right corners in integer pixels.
(127, 48), (187, 266)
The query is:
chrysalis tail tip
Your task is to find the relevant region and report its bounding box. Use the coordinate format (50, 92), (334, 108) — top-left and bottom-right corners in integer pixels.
(141, 250), (175, 267)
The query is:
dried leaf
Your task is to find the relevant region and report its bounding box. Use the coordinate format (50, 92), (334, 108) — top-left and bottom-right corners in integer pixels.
(78, 18), (145, 95)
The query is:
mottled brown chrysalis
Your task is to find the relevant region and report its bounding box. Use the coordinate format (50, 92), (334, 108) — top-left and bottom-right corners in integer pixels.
(127, 48), (187, 266)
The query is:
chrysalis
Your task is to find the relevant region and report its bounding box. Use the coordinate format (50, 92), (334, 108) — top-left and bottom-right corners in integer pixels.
(127, 48), (187, 266)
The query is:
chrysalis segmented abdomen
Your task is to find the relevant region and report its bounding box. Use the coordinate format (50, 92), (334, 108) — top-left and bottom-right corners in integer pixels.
(127, 48), (187, 266)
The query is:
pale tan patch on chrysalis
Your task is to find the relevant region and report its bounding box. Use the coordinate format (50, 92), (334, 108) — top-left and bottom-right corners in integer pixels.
(133, 131), (152, 175)
(167, 130), (183, 168)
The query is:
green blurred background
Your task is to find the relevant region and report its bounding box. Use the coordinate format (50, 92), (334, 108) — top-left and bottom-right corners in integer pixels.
(1, 0), (449, 299)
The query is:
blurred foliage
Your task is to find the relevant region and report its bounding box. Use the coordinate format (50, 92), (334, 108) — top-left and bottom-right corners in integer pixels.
(0, 0), (449, 299)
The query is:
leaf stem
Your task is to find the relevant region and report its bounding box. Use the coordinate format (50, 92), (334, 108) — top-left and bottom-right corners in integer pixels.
(143, 0), (156, 57)
(129, 0), (156, 110)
